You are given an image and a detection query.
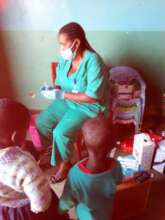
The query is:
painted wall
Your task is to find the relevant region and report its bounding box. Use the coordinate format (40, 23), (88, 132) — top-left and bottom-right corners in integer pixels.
(0, 0), (165, 31)
(0, 0), (165, 114)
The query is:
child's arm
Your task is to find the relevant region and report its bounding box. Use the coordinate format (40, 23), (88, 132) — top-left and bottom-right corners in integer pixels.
(18, 158), (52, 213)
(59, 178), (77, 213)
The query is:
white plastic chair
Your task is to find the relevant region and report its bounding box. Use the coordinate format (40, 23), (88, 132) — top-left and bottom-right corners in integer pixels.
(109, 66), (146, 133)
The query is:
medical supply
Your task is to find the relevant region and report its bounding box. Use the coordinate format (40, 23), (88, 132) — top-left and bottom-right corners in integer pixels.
(133, 133), (156, 170)
(40, 89), (65, 100)
(117, 155), (139, 170)
(39, 83), (54, 92)
(117, 155), (141, 176)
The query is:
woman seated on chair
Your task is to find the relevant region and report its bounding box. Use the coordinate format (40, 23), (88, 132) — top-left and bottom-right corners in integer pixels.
(36, 22), (110, 182)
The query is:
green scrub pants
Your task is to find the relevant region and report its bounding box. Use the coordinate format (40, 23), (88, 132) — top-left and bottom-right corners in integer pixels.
(36, 99), (90, 166)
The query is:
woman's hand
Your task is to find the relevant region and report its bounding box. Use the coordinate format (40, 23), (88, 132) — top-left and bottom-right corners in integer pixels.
(39, 83), (54, 92)
(40, 84), (98, 103)
(40, 89), (65, 100)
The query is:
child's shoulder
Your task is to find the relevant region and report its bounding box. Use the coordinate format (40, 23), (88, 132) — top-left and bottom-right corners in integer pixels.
(111, 158), (123, 184)
(104, 158), (121, 171)
(113, 158), (121, 167)
(0, 146), (23, 162)
(111, 158), (122, 172)
(0, 146), (36, 163)
(67, 161), (83, 178)
(104, 158), (122, 178)
(69, 162), (79, 173)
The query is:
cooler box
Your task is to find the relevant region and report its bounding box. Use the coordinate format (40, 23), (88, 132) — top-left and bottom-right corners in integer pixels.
(133, 133), (155, 170)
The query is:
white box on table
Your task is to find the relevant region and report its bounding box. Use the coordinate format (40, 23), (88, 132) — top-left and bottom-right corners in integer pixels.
(133, 133), (155, 170)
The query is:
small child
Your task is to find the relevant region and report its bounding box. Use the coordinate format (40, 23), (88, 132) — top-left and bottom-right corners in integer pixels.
(59, 115), (122, 220)
(0, 98), (67, 220)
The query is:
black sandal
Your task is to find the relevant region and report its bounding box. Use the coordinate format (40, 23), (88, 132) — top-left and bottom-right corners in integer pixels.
(49, 162), (72, 184)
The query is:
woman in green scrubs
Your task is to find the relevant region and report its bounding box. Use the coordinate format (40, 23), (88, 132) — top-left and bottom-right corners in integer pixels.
(36, 22), (109, 182)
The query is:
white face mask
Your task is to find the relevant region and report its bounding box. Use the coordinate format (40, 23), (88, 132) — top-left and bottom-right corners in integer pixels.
(60, 41), (76, 60)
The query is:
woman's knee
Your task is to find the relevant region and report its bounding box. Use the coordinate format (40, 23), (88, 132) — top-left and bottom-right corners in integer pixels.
(35, 112), (44, 130)
(53, 126), (64, 139)
(35, 111), (52, 136)
(53, 123), (74, 141)
(53, 124), (80, 143)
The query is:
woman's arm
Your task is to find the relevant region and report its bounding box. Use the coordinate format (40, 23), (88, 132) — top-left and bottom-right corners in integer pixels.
(64, 92), (98, 103)
(54, 84), (97, 102)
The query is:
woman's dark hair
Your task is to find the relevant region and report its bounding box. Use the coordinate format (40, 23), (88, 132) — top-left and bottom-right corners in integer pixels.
(59, 22), (95, 52)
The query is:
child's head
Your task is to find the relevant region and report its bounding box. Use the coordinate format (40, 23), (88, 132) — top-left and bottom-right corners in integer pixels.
(0, 98), (30, 148)
(82, 115), (112, 157)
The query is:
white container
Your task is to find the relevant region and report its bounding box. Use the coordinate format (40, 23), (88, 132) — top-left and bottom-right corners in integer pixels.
(153, 140), (165, 174)
(133, 133), (156, 170)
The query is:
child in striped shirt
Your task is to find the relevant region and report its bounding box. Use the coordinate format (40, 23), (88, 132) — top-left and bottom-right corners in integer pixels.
(0, 98), (68, 220)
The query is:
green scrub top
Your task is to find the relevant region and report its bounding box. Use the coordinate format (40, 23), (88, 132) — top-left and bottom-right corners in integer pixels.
(55, 50), (109, 117)
(59, 159), (122, 220)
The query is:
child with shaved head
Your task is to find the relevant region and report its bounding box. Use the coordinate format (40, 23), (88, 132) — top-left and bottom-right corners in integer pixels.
(59, 115), (122, 220)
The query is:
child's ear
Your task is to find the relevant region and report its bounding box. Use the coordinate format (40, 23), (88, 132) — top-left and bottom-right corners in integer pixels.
(75, 38), (81, 48)
(11, 131), (22, 145)
(11, 130), (26, 147)
(11, 131), (17, 144)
